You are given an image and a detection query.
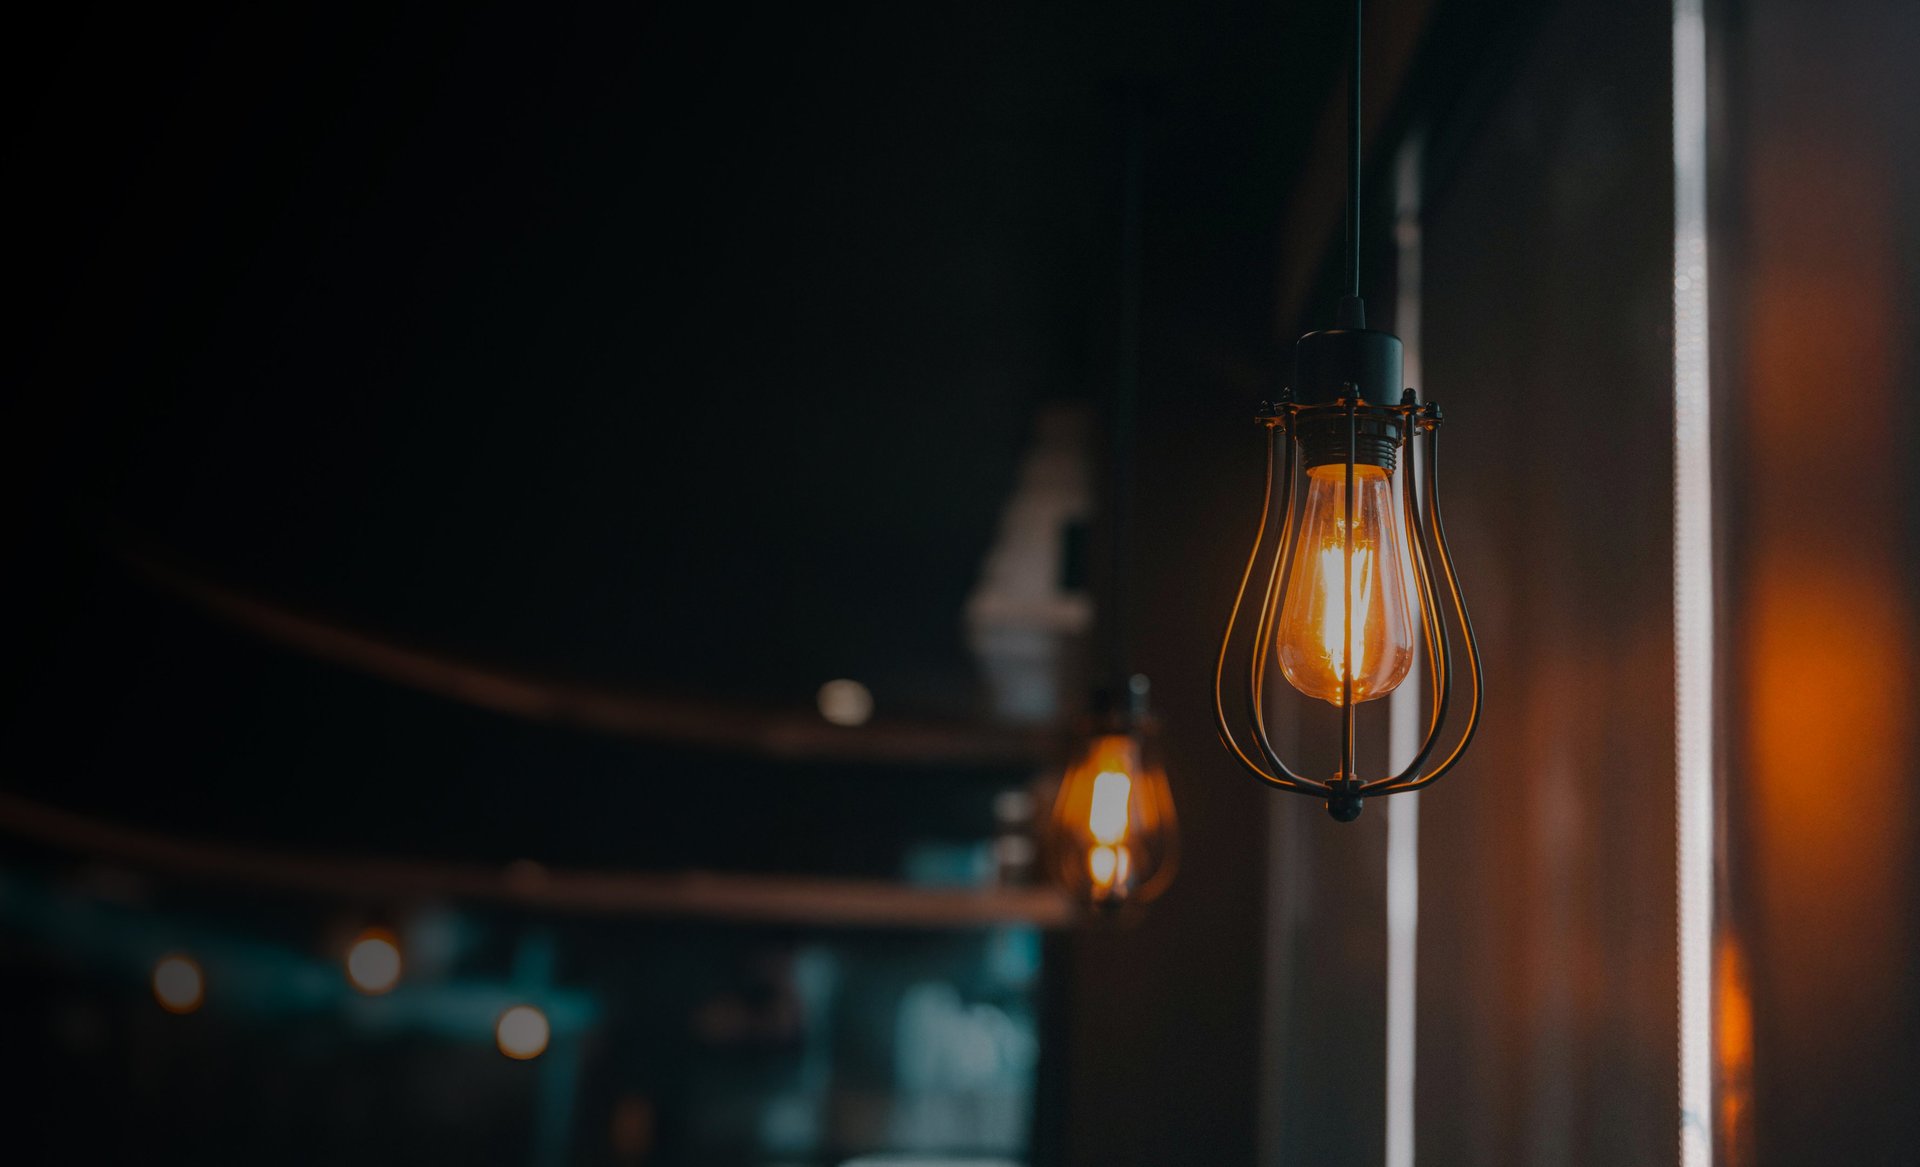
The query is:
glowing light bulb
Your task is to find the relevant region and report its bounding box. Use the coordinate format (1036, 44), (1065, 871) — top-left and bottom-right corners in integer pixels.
(1047, 723), (1175, 908)
(1275, 463), (1417, 704)
(496, 1005), (550, 1060)
(152, 954), (204, 1015)
(345, 928), (403, 995)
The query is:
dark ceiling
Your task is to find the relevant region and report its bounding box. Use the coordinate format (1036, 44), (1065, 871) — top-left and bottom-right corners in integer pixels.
(6, 0), (1348, 865)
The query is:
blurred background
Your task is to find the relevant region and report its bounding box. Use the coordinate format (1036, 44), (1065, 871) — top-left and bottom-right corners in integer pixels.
(4, 0), (1916, 1164)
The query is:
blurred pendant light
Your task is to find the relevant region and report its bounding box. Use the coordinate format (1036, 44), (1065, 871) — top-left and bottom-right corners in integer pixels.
(1047, 86), (1178, 910)
(1214, 0), (1482, 821)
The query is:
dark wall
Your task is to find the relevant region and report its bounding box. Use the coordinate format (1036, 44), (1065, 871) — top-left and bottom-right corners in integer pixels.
(1718, 0), (1920, 1161)
(1411, 0), (1680, 1163)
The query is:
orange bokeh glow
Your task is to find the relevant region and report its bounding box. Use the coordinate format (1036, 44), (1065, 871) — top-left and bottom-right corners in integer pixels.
(1047, 732), (1175, 908)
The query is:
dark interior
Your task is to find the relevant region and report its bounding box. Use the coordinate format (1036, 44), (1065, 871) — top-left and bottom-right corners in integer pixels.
(5, 0), (1917, 1164)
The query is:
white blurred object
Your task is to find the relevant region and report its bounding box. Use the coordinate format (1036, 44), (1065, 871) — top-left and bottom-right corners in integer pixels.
(964, 405), (1095, 722)
(817, 679), (875, 726)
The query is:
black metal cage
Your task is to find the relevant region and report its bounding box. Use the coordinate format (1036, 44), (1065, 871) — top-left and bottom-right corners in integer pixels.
(1214, 383), (1483, 821)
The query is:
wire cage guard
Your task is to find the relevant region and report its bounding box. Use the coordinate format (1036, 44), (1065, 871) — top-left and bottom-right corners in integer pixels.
(1214, 388), (1483, 821)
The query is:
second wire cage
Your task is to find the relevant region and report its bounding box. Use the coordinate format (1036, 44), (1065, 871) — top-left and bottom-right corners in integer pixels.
(1048, 676), (1178, 910)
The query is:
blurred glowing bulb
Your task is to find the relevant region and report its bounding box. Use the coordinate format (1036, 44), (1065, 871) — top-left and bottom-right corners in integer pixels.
(1047, 721), (1175, 908)
(152, 954), (203, 1015)
(1276, 464), (1417, 704)
(816, 679), (874, 726)
(496, 1005), (550, 1060)
(345, 928), (403, 995)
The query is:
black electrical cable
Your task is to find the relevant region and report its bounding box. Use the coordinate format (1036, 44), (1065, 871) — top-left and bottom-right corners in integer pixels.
(1108, 87), (1145, 688)
(1346, 0), (1363, 302)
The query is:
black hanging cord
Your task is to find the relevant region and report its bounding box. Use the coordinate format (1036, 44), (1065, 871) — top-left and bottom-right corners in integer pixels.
(1342, 0), (1364, 316)
(1107, 85), (1146, 687)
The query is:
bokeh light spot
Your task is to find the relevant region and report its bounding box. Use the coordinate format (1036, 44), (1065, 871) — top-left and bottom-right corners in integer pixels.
(816, 679), (874, 726)
(496, 1004), (550, 1060)
(345, 928), (403, 995)
(152, 954), (203, 1015)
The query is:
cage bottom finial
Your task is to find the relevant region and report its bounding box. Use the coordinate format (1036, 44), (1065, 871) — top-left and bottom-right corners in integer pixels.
(1325, 781), (1365, 821)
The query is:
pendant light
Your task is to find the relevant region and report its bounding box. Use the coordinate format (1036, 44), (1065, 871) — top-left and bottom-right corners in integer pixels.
(1046, 86), (1178, 909)
(1214, 0), (1482, 822)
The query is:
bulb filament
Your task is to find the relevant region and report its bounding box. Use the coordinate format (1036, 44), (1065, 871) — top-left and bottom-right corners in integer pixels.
(1315, 543), (1375, 683)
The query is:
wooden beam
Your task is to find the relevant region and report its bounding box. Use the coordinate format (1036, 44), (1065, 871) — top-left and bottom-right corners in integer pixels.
(116, 545), (1050, 767)
(0, 791), (1074, 929)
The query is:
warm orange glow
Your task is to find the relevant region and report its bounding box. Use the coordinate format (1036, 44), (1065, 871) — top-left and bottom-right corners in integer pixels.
(1716, 934), (1755, 1162)
(1739, 120), (1913, 1138)
(1047, 732), (1175, 907)
(1087, 843), (1132, 890)
(345, 928), (403, 995)
(496, 1005), (550, 1060)
(1276, 464), (1417, 704)
(1087, 770), (1131, 844)
(152, 954), (204, 1015)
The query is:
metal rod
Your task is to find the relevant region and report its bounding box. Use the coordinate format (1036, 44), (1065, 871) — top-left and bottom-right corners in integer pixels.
(1342, 393), (1357, 784)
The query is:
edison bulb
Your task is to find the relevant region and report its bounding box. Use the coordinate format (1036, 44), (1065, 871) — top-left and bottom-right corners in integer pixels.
(1276, 463), (1417, 704)
(1046, 727), (1176, 908)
